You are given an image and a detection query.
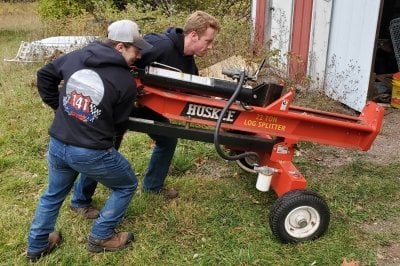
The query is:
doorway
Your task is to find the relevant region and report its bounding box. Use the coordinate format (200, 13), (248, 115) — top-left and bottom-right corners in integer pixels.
(372, 0), (400, 103)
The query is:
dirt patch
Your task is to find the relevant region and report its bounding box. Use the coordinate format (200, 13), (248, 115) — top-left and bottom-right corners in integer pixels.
(194, 157), (235, 178)
(366, 107), (400, 164)
(361, 217), (400, 266)
(377, 243), (400, 266)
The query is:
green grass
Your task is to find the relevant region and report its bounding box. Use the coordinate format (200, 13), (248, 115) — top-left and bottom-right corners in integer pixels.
(1, 2), (400, 265)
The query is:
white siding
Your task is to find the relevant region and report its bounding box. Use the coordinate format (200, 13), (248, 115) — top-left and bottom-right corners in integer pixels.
(269, 0), (294, 72)
(251, 0), (257, 30)
(308, 0), (333, 90)
(325, 0), (381, 111)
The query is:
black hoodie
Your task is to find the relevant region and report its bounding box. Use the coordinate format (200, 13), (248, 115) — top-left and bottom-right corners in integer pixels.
(135, 27), (199, 75)
(37, 41), (136, 149)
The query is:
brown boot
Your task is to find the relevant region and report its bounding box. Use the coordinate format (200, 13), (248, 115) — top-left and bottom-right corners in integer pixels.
(87, 232), (134, 253)
(70, 205), (100, 219)
(160, 188), (179, 199)
(26, 231), (62, 262)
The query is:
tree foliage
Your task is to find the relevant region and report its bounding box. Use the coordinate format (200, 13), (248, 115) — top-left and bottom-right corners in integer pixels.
(37, 0), (251, 20)
(37, 0), (118, 20)
(132, 0), (251, 18)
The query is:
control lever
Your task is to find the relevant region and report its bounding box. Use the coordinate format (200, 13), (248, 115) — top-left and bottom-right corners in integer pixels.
(222, 68), (254, 81)
(222, 57), (267, 82)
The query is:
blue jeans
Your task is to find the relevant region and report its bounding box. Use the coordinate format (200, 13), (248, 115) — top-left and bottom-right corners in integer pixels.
(71, 108), (177, 208)
(27, 137), (138, 254)
(142, 132), (177, 192)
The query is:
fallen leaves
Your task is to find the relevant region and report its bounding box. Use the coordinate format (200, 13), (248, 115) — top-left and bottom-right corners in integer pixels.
(341, 258), (360, 266)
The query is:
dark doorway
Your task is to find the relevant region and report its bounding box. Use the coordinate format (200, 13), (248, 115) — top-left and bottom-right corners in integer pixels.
(375, 0), (400, 75)
(371, 0), (400, 103)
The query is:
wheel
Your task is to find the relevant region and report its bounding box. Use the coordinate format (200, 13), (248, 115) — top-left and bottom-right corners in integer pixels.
(269, 190), (330, 243)
(231, 150), (258, 173)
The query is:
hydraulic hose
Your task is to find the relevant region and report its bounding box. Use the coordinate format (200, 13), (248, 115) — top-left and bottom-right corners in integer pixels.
(213, 70), (260, 163)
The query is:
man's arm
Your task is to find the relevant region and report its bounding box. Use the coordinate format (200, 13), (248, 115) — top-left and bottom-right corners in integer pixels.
(37, 62), (63, 111)
(135, 46), (166, 69)
(135, 32), (176, 69)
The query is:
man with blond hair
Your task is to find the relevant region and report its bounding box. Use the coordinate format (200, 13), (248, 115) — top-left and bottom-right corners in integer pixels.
(137, 10), (220, 74)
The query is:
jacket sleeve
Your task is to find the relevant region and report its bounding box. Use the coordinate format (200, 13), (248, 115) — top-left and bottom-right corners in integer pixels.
(113, 83), (136, 135)
(37, 62), (63, 110)
(135, 46), (165, 69)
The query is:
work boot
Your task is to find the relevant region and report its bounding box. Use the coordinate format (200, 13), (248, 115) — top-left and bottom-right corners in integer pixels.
(70, 205), (100, 219)
(160, 188), (179, 199)
(87, 232), (134, 253)
(26, 231), (62, 262)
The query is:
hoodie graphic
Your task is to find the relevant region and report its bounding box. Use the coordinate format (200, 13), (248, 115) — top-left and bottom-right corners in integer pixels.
(64, 69), (103, 122)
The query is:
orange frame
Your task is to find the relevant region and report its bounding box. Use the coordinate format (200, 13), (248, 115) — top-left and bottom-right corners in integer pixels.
(134, 78), (384, 197)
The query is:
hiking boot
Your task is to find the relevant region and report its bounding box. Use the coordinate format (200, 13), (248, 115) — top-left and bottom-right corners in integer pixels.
(26, 231), (62, 262)
(87, 232), (134, 253)
(160, 188), (179, 199)
(70, 205), (100, 219)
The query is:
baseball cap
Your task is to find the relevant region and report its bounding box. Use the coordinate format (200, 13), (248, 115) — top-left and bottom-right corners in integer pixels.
(107, 20), (152, 50)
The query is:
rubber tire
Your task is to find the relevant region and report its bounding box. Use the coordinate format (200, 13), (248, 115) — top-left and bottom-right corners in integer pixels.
(269, 190), (330, 243)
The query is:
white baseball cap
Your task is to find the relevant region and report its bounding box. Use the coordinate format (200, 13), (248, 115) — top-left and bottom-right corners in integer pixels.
(107, 20), (152, 50)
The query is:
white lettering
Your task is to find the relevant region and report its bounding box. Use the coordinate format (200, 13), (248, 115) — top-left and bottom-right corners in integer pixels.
(196, 105), (205, 117)
(204, 106), (213, 118)
(211, 108), (220, 119)
(184, 103), (237, 123)
(186, 104), (197, 116)
(224, 111), (235, 122)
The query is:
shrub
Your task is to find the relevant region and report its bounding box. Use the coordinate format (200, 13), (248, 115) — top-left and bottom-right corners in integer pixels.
(37, 0), (117, 20)
(130, 0), (250, 18)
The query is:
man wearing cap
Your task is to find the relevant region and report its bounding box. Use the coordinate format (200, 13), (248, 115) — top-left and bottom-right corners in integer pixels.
(26, 20), (152, 262)
(133, 10), (220, 198)
(70, 11), (220, 208)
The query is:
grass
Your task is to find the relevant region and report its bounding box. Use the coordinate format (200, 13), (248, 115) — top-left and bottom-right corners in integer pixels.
(1, 2), (400, 265)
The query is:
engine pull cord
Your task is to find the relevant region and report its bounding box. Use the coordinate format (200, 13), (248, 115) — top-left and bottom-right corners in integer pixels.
(213, 69), (260, 163)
